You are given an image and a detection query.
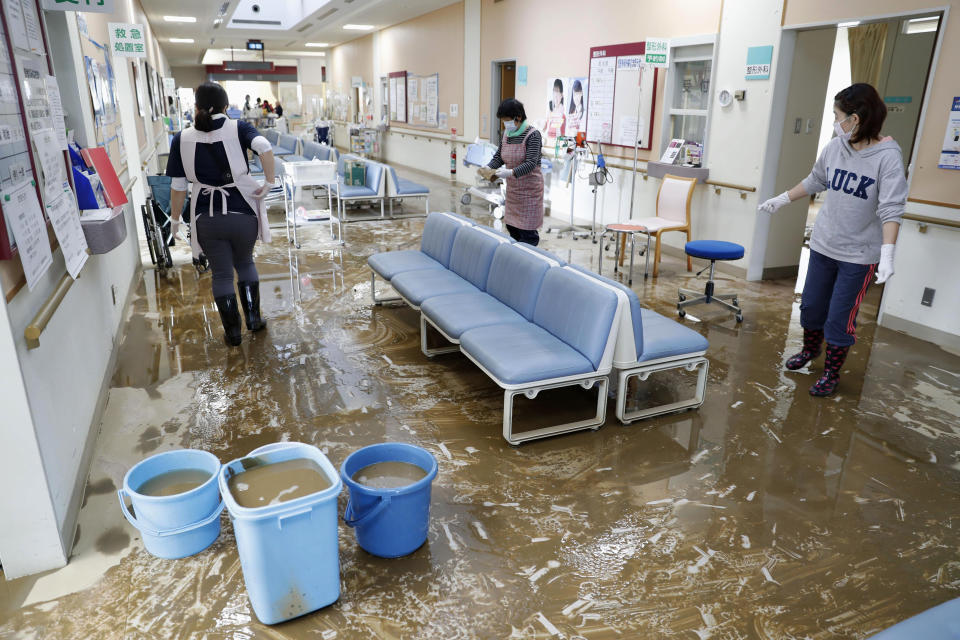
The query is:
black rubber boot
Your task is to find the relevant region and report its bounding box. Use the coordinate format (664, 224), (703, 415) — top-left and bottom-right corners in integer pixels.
(215, 295), (243, 346)
(810, 343), (849, 397)
(786, 328), (824, 370)
(238, 281), (267, 332)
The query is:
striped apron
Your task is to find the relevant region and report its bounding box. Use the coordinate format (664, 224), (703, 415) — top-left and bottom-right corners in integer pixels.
(502, 127), (544, 231)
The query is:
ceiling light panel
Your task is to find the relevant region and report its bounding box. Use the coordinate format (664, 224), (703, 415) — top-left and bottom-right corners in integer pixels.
(343, 24), (374, 31)
(164, 15), (197, 23)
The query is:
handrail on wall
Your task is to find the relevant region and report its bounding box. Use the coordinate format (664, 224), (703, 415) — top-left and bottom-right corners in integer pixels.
(23, 175), (140, 350)
(24, 273), (73, 350)
(902, 213), (960, 231)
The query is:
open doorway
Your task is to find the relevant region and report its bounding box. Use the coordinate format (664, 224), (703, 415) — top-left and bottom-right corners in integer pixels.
(806, 14), (941, 237)
(490, 60), (516, 146)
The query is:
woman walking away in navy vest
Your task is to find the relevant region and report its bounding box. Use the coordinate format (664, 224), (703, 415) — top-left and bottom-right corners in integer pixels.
(167, 82), (276, 347)
(758, 83), (907, 397)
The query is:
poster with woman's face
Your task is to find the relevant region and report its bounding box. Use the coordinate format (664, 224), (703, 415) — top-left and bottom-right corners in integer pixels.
(566, 77), (588, 138)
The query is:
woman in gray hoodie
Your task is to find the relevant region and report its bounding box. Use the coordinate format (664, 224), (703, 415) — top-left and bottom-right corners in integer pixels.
(759, 83), (906, 397)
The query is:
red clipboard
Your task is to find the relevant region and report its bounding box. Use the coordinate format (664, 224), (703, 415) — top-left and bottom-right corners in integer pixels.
(80, 147), (128, 208)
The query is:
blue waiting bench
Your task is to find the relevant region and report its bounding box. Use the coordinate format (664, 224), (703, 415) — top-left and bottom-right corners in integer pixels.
(368, 212), (710, 443)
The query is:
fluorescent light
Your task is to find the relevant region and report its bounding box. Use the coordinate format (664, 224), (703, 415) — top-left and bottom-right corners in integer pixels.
(838, 21), (860, 27)
(169, 38), (195, 43)
(905, 16), (939, 34)
(305, 42), (329, 47)
(163, 15), (197, 23)
(343, 24), (374, 31)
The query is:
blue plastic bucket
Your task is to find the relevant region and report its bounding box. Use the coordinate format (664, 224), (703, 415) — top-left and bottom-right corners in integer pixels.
(219, 442), (342, 625)
(340, 443), (438, 558)
(117, 449), (223, 559)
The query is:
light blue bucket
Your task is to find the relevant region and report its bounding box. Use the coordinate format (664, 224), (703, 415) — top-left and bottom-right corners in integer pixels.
(117, 449), (223, 559)
(219, 442), (342, 625)
(340, 443), (438, 558)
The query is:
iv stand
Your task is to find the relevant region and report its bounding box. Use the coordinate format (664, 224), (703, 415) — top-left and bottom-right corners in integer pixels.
(548, 146), (590, 239)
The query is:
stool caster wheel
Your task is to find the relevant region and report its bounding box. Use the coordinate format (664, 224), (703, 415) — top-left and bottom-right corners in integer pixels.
(461, 194), (471, 205)
(678, 309), (686, 318)
(735, 314), (743, 323)
(679, 294), (686, 302)
(732, 298), (739, 306)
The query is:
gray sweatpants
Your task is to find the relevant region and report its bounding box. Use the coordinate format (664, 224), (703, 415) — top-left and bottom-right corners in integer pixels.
(195, 212), (259, 298)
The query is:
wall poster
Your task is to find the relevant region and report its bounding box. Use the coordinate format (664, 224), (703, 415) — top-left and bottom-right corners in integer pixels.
(543, 76), (588, 143)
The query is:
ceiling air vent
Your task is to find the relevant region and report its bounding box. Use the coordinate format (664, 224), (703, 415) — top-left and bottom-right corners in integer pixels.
(232, 19), (282, 25)
(315, 8), (338, 21)
(296, 22), (312, 32)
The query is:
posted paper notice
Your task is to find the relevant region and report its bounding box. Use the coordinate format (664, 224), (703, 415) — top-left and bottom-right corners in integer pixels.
(46, 183), (89, 279)
(938, 96), (960, 170)
(3, 180), (52, 290)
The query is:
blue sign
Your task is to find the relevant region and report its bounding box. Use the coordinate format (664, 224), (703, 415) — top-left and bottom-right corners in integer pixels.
(884, 96), (912, 103)
(745, 45), (773, 80)
(517, 65), (528, 87)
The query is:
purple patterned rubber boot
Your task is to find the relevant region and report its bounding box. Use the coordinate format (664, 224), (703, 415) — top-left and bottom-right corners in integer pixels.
(810, 344), (849, 397)
(786, 329), (824, 370)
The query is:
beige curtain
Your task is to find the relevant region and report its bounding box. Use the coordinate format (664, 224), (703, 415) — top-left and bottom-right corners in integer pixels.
(847, 23), (888, 87)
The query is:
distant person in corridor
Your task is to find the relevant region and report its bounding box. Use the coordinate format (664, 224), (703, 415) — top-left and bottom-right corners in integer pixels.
(759, 83), (906, 397)
(167, 82), (276, 347)
(483, 98), (544, 246)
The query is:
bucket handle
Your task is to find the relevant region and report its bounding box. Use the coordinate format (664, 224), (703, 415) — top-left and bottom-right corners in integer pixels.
(343, 494), (391, 528)
(117, 489), (225, 538)
(247, 442), (301, 457)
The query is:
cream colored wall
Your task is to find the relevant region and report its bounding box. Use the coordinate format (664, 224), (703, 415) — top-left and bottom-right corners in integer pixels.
(784, 0), (960, 207)
(479, 0), (721, 161)
(329, 34), (374, 94)
(379, 2), (465, 133)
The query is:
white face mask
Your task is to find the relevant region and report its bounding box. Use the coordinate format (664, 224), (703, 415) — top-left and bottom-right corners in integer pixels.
(503, 120), (517, 132)
(834, 115), (853, 139)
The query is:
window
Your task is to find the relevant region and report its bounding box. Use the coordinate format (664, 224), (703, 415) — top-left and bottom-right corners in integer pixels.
(660, 39), (715, 164)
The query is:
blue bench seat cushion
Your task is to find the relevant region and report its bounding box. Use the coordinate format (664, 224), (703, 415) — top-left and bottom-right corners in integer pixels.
(391, 269), (479, 306)
(420, 213), (463, 267)
(685, 240), (744, 261)
(282, 154), (309, 164)
(484, 244), (550, 320)
(395, 178), (429, 195)
(272, 145), (294, 156)
(568, 264), (644, 357)
(869, 597), (960, 639)
(447, 227), (501, 290)
(368, 250), (443, 280)
(421, 292), (526, 339)
(637, 309), (708, 362)
(533, 269), (618, 370)
(517, 243), (566, 266)
(461, 323), (596, 385)
(339, 185), (378, 198)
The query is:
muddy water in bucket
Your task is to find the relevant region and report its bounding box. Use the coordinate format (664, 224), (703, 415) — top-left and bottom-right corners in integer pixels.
(137, 469), (211, 497)
(352, 461), (427, 489)
(227, 458), (331, 508)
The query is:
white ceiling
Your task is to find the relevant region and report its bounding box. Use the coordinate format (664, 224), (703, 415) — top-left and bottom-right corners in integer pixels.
(140, 0), (462, 67)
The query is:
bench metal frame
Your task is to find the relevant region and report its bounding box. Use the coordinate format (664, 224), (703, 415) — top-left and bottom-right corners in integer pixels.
(370, 271), (403, 306)
(615, 353), (709, 424)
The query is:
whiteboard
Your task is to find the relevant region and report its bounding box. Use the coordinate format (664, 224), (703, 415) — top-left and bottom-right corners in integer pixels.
(586, 42), (659, 149)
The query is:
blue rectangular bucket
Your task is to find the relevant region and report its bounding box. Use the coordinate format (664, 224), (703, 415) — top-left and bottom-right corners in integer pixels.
(219, 442), (342, 625)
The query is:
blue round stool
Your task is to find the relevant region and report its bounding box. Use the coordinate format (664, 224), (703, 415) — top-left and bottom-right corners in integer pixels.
(678, 240), (745, 323)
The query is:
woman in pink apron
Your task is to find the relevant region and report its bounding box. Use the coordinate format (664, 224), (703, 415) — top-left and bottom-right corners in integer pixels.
(486, 99), (544, 246)
(167, 82), (275, 347)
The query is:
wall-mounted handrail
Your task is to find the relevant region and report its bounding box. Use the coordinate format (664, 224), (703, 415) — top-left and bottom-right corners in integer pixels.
(24, 273), (73, 349)
(902, 213), (960, 230)
(704, 179), (756, 193)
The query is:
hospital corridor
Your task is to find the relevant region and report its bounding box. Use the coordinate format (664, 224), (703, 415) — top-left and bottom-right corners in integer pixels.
(0, 1), (959, 638)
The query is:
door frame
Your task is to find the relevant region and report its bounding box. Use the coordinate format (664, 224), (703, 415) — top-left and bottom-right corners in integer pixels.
(490, 58), (516, 146)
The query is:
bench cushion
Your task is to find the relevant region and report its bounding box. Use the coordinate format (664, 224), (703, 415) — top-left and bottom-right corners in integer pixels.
(272, 144), (294, 156)
(420, 213), (464, 267)
(391, 269), (479, 307)
(282, 154), (309, 164)
(368, 251), (443, 280)
(263, 130), (279, 145)
(533, 269), (618, 370)
(869, 597), (960, 639)
(517, 243), (566, 266)
(637, 309), (708, 362)
(364, 161), (384, 192)
(396, 178), (429, 195)
(461, 323), (596, 385)
(421, 292), (526, 339)
(485, 244), (550, 320)
(568, 264), (644, 358)
(339, 185), (377, 198)
(448, 226), (501, 290)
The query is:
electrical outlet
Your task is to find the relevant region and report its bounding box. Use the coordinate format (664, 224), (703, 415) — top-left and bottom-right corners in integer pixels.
(794, 118), (802, 134)
(111, 284), (117, 306)
(806, 118), (814, 134)
(921, 287), (935, 307)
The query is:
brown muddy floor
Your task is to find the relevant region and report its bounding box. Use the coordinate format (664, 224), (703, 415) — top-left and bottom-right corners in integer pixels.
(2, 168), (959, 639)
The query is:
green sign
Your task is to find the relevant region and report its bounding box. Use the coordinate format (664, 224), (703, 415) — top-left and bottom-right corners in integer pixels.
(40, 0), (114, 13)
(645, 38), (670, 68)
(108, 22), (146, 58)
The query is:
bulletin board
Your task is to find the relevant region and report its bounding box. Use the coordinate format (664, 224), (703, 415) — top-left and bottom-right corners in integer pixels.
(586, 41), (659, 150)
(0, 0), (79, 294)
(406, 73), (439, 129)
(78, 17), (123, 177)
(388, 70), (406, 123)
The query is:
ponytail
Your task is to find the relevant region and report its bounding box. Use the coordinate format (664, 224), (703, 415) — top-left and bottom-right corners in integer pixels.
(193, 82), (228, 132)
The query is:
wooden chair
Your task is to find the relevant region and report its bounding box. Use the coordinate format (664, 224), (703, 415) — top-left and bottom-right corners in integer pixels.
(618, 174), (696, 277)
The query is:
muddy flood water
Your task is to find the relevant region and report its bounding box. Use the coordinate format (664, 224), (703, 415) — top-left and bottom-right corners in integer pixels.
(1, 173), (958, 639)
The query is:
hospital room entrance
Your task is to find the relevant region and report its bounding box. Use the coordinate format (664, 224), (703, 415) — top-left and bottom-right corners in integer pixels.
(490, 60), (516, 147)
(801, 15), (941, 238)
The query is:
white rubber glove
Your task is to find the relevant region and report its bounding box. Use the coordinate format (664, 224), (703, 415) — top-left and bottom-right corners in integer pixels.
(253, 181), (273, 199)
(758, 191), (791, 213)
(875, 244), (895, 284)
(495, 167), (513, 179)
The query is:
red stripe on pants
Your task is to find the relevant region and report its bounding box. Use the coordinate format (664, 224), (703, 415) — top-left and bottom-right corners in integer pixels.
(846, 263), (876, 335)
